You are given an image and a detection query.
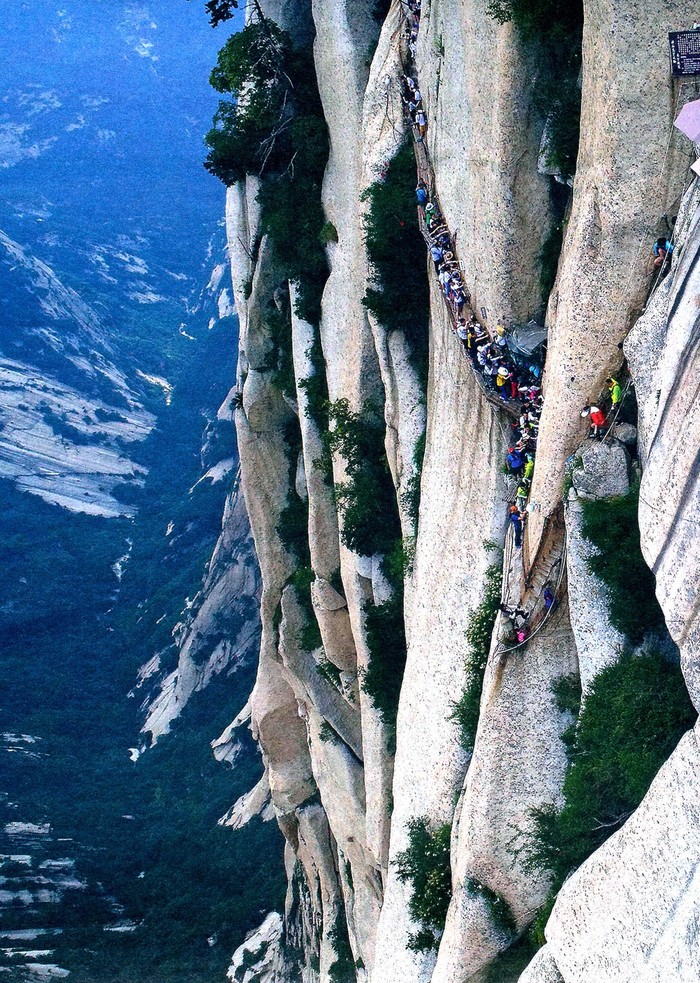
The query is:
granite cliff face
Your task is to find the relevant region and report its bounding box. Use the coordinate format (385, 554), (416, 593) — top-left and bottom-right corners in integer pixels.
(215, 1), (700, 980)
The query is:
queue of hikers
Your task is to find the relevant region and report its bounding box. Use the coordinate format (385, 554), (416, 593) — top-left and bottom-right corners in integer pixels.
(399, 0), (628, 647)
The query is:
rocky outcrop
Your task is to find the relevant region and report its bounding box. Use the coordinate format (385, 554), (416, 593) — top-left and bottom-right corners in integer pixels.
(528, 0), (693, 550)
(139, 475), (261, 744)
(214, 0), (700, 980)
(626, 176), (700, 710)
(564, 492), (625, 693)
(529, 726), (700, 983)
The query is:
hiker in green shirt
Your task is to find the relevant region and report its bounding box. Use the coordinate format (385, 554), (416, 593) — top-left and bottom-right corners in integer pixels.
(607, 377), (622, 407)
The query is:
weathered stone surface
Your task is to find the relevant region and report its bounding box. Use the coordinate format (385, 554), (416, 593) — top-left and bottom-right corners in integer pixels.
(518, 946), (564, 983)
(527, 0), (693, 550)
(571, 440), (629, 500)
(227, 911), (285, 983)
(626, 180), (700, 712)
(312, 579), (347, 613)
(432, 599), (577, 982)
(278, 587), (363, 758)
(417, 0), (552, 326)
(611, 422), (637, 446)
(373, 288), (511, 983)
(218, 767), (275, 830)
(565, 494), (625, 694)
(140, 480), (261, 743)
(542, 727), (700, 983)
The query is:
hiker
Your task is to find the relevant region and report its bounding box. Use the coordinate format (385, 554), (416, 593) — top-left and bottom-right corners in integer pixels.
(509, 505), (523, 549)
(653, 236), (673, 268)
(516, 484), (528, 512)
(416, 182), (428, 208)
(509, 370), (520, 401)
(429, 243), (443, 270)
(438, 269), (452, 299)
(581, 404), (606, 437)
(543, 586), (555, 611)
(457, 319), (469, 352)
(466, 323), (480, 361)
(473, 324), (489, 347)
(452, 286), (466, 315)
(494, 324), (508, 351)
(500, 603), (527, 623)
(495, 364), (511, 400)
(607, 376), (622, 407)
(506, 447), (523, 472)
(415, 109), (426, 139)
(424, 201), (437, 228)
(523, 453), (535, 484)
(515, 625), (529, 643)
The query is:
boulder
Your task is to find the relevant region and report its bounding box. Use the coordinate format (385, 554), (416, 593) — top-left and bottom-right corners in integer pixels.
(571, 440), (629, 499)
(611, 422), (637, 446)
(544, 728), (700, 983)
(518, 946), (565, 983)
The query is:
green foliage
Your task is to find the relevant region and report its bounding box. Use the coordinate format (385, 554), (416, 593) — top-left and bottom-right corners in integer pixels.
(383, 535), (416, 585)
(402, 429), (426, 526)
(486, 0), (581, 43)
(362, 142), (430, 386)
(205, 22), (294, 184)
(487, 0), (583, 179)
(317, 658), (342, 690)
(465, 878), (516, 939)
(201, 0), (239, 28)
(276, 415), (310, 569)
(395, 817), (452, 952)
(362, 588), (407, 747)
(257, 114), (331, 324)
(325, 399), (400, 558)
(551, 672), (582, 718)
(206, 20), (332, 326)
(580, 483), (665, 643)
(291, 566), (323, 652)
(450, 564), (502, 752)
(328, 919), (355, 983)
(264, 304), (295, 399)
(319, 221), (338, 244)
(319, 720), (339, 744)
(528, 650), (696, 906)
(298, 322), (331, 445)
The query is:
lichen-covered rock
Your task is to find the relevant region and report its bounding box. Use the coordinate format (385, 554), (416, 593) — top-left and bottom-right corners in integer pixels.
(373, 290), (511, 983)
(417, 0), (553, 326)
(432, 599), (577, 982)
(518, 946), (564, 983)
(565, 494), (625, 693)
(571, 440), (629, 500)
(625, 179), (700, 711)
(527, 0), (692, 549)
(539, 727), (700, 983)
(227, 911), (285, 983)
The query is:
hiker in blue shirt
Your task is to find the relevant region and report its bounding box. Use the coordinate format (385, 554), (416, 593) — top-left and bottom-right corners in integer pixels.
(416, 182), (428, 207)
(653, 237), (673, 268)
(506, 448), (523, 473)
(509, 506), (523, 549)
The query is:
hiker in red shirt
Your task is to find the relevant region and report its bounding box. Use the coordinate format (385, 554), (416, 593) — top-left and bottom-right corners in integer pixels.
(581, 404), (606, 438)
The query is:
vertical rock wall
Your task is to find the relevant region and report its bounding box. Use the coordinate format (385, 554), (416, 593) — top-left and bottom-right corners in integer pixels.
(219, 0), (700, 979)
(528, 0), (692, 549)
